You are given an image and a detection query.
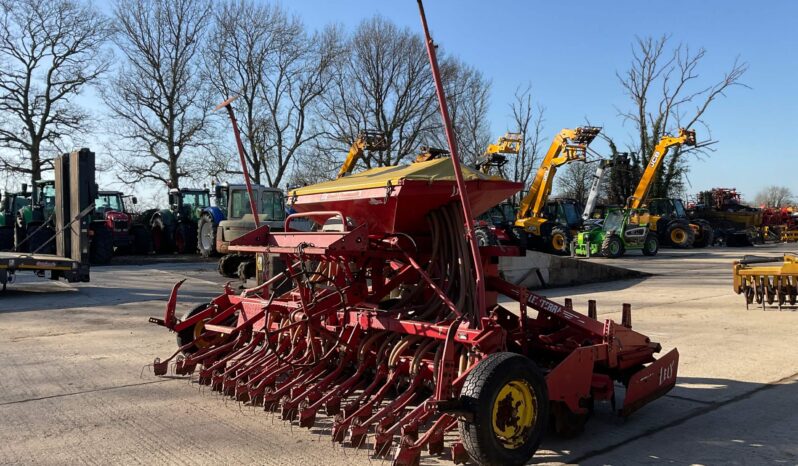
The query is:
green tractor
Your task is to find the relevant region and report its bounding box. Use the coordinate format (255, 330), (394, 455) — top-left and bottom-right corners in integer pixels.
(15, 183), (117, 263)
(150, 188), (211, 254)
(0, 189), (31, 250)
(574, 207), (659, 258)
(15, 180), (58, 254)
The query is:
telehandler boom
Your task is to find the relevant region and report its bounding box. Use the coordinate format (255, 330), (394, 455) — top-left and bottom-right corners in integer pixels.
(336, 131), (389, 179)
(514, 126), (600, 253)
(624, 129), (713, 248)
(627, 129), (696, 210)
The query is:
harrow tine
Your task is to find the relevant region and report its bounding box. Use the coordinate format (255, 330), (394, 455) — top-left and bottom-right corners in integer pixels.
(350, 368), (427, 449)
(301, 356), (374, 427)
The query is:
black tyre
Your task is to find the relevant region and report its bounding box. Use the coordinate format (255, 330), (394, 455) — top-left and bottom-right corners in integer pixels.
(475, 227), (497, 247)
(218, 254), (243, 278)
(510, 227), (528, 251)
(90, 224), (114, 265)
(459, 352), (549, 466)
(237, 259), (256, 281)
(197, 213), (217, 257)
(547, 225), (571, 255)
(692, 221), (714, 248)
(14, 220), (27, 252)
(666, 222), (694, 248)
(600, 234), (624, 258)
(174, 222), (197, 254)
(0, 227), (13, 251)
(642, 233), (659, 256)
(176, 302), (211, 355)
(130, 224), (152, 255)
(727, 232), (751, 247)
(151, 216), (174, 254)
(26, 223), (55, 255)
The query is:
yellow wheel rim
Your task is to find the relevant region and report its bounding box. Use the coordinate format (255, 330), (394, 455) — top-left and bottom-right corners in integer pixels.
(193, 319), (210, 349)
(552, 233), (565, 251)
(670, 229), (686, 244)
(491, 379), (537, 449)
(192, 319), (225, 349)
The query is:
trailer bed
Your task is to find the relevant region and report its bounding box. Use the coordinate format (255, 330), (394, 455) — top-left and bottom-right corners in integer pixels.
(0, 251), (88, 289)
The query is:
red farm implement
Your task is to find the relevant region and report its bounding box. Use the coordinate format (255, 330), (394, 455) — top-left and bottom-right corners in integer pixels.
(147, 2), (679, 464)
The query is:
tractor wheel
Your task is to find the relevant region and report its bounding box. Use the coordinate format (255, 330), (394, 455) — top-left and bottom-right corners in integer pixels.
(90, 224), (114, 265)
(218, 254), (243, 278)
(26, 223), (55, 255)
(130, 225), (152, 255)
(459, 352), (548, 466)
(14, 220), (27, 252)
(197, 213), (217, 258)
(237, 259), (256, 281)
(151, 217), (175, 254)
(666, 223), (694, 248)
(601, 234), (624, 258)
(692, 221), (714, 248)
(475, 227), (498, 247)
(510, 227), (528, 251)
(547, 226), (571, 255)
(174, 222), (197, 254)
(642, 233), (659, 256)
(0, 227), (13, 251)
(176, 302), (230, 355)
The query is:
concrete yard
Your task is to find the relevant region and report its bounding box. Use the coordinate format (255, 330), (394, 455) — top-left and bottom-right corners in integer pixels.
(1, 244), (797, 465)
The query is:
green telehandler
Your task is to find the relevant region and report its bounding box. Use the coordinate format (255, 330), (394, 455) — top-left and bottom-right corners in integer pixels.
(574, 207), (659, 258)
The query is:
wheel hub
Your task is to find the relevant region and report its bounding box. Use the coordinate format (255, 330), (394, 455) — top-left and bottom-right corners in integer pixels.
(201, 223), (213, 249)
(492, 379), (536, 449)
(552, 234), (565, 250)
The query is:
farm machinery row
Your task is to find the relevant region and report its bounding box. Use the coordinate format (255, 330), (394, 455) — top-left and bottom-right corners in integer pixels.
(147, 3), (679, 465)
(2, 180), (286, 278)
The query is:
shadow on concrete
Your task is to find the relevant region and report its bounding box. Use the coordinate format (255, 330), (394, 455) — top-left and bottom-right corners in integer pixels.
(98, 254), (217, 266)
(0, 285), (223, 314)
(536, 374), (798, 465)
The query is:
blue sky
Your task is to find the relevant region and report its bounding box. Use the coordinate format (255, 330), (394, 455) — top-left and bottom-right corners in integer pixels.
(84, 0), (796, 203)
(286, 0), (796, 201)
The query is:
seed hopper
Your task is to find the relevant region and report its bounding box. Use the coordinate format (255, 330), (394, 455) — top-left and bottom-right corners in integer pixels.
(147, 2), (679, 464)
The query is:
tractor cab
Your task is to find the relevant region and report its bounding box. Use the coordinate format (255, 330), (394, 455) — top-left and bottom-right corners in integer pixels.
(544, 198), (583, 230)
(13, 180), (58, 253)
(95, 191), (138, 251)
(1, 189), (31, 250)
(19, 180), (56, 225)
(648, 198), (688, 220)
(169, 188), (210, 224)
(214, 183), (229, 217)
(226, 185), (285, 222)
(95, 191), (127, 216)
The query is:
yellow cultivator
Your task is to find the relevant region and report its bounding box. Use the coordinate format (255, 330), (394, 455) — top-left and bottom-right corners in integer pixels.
(732, 254), (798, 309)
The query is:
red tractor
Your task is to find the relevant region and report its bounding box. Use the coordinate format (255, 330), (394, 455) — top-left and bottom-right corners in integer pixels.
(94, 191), (152, 255)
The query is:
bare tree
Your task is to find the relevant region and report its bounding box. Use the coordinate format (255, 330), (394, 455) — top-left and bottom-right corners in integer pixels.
(205, 1), (342, 188)
(102, 0), (214, 189)
(508, 84), (545, 202)
(755, 185), (793, 208)
(608, 35), (748, 202)
(316, 16), (440, 170)
(555, 161), (593, 205)
(438, 59), (491, 167)
(0, 0), (112, 182)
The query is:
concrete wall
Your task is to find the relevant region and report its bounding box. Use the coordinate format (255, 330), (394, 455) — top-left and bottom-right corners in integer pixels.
(499, 251), (646, 289)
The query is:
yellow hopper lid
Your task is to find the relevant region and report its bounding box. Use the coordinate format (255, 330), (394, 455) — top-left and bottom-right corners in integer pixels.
(291, 158), (502, 196)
